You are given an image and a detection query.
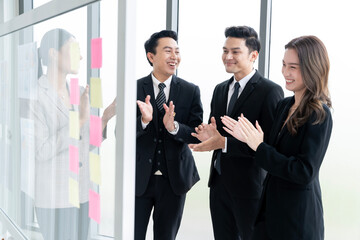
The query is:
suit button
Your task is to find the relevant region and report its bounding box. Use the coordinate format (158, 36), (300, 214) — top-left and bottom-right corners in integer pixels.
(153, 138), (157, 142)
(158, 150), (161, 154)
(157, 162), (160, 166)
(149, 159), (152, 163)
(79, 162), (83, 167)
(159, 139), (162, 143)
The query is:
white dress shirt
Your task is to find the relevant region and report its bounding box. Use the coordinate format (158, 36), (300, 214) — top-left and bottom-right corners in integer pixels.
(141, 73), (179, 134)
(223, 69), (256, 152)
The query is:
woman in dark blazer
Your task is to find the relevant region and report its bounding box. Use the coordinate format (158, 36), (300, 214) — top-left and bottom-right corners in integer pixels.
(222, 35), (332, 240)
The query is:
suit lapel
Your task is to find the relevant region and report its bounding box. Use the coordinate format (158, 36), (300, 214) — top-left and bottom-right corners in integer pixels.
(229, 72), (259, 118)
(39, 76), (69, 118)
(274, 98), (294, 145)
(169, 75), (180, 104)
(218, 78), (232, 118)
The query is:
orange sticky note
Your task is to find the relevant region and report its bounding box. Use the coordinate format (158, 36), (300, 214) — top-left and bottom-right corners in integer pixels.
(91, 38), (102, 69)
(69, 145), (79, 174)
(70, 78), (80, 105)
(89, 189), (100, 223)
(90, 115), (102, 147)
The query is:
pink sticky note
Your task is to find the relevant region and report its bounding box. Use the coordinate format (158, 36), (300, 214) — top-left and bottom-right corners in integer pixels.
(91, 38), (102, 69)
(69, 145), (79, 174)
(89, 189), (100, 223)
(70, 78), (80, 105)
(90, 115), (102, 147)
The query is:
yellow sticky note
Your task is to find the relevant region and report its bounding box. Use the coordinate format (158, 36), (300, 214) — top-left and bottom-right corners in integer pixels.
(70, 42), (80, 72)
(90, 152), (101, 185)
(69, 111), (79, 139)
(68, 177), (80, 208)
(90, 77), (103, 108)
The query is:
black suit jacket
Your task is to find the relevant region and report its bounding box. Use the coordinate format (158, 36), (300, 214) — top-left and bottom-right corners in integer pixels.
(208, 71), (284, 198)
(136, 74), (203, 196)
(254, 97), (332, 240)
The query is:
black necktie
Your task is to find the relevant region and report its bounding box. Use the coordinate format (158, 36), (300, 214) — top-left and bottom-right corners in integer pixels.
(156, 83), (166, 111)
(227, 82), (240, 114)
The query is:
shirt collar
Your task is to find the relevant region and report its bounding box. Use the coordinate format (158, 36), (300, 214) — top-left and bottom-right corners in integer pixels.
(231, 69), (256, 90)
(151, 73), (172, 88)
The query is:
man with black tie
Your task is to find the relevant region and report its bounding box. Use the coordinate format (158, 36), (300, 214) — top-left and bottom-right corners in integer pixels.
(189, 26), (284, 240)
(135, 30), (203, 240)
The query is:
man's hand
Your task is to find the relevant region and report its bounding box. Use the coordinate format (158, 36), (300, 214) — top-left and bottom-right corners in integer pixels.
(137, 95), (153, 124)
(189, 124), (225, 151)
(163, 101), (176, 132)
(191, 116), (217, 142)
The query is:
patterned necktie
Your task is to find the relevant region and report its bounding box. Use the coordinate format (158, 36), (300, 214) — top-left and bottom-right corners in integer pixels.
(227, 82), (240, 114)
(156, 83), (166, 111)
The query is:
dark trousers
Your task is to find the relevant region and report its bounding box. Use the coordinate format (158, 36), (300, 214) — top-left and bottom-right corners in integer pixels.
(252, 221), (272, 240)
(35, 202), (89, 240)
(210, 173), (259, 240)
(135, 175), (186, 240)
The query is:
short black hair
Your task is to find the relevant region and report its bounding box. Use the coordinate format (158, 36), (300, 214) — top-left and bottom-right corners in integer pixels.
(225, 26), (261, 53)
(144, 30), (178, 66)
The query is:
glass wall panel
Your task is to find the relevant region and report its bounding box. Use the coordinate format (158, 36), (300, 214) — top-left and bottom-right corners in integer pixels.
(269, 1), (360, 239)
(33, 0), (53, 9)
(135, 0), (166, 80)
(134, 1), (166, 238)
(0, 1), (118, 239)
(178, 1), (261, 239)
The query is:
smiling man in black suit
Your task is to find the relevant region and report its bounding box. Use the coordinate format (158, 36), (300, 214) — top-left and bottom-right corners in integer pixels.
(189, 26), (284, 240)
(135, 30), (203, 240)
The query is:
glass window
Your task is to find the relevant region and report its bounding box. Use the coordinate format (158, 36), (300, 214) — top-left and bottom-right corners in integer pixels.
(135, 0), (166, 80)
(33, 0), (53, 9)
(269, 1), (360, 238)
(178, 1), (261, 238)
(0, 1), (118, 239)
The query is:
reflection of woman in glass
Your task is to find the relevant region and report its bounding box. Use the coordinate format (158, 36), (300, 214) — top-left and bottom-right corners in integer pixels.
(31, 28), (115, 240)
(222, 36), (332, 239)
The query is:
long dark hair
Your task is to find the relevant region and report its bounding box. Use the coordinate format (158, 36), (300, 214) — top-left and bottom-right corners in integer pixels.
(285, 36), (331, 135)
(38, 28), (74, 77)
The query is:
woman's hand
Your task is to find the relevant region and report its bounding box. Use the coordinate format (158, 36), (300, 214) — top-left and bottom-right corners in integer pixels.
(222, 114), (264, 151)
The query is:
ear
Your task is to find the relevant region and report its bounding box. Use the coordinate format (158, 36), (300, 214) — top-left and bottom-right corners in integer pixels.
(250, 51), (259, 62)
(147, 52), (155, 64)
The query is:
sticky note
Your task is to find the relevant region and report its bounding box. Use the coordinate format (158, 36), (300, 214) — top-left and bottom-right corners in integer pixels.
(69, 145), (79, 174)
(69, 111), (79, 140)
(89, 189), (101, 223)
(90, 152), (101, 185)
(70, 42), (80, 72)
(90, 77), (103, 108)
(91, 38), (102, 69)
(69, 178), (80, 208)
(70, 78), (80, 105)
(90, 115), (102, 147)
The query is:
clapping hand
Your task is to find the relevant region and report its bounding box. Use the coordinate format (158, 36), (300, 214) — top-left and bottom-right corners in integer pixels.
(189, 117), (225, 152)
(221, 114), (264, 151)
(137, 95), (153, 124)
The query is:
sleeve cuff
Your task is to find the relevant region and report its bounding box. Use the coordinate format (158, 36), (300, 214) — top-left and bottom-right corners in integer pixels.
(222, 137), (227, 153)
(141, 119), (149, 129)
(168, 121), (179, 135)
